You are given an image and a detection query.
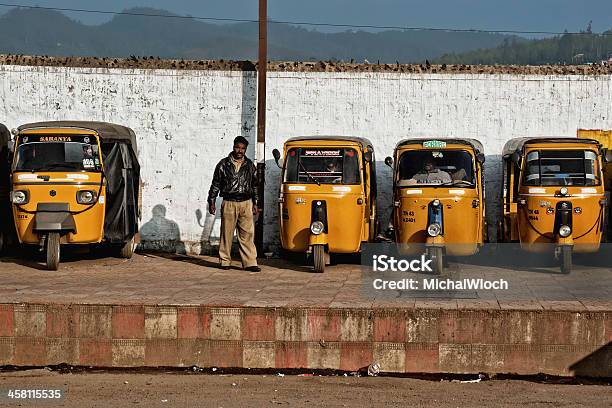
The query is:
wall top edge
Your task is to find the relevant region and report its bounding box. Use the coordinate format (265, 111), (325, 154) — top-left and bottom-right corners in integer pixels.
(0, 55), (610, 77)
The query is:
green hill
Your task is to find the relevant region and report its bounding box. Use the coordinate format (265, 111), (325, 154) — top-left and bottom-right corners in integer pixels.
(0, 7), (519, 63)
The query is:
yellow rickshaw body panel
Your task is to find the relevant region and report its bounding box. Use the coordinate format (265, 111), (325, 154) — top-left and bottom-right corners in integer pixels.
(395, 188), (481, 256)
(392, 142), (485, 257)
(502, 139), (605, 253)
(278, 139), (372, 254)
(12, 173), (106, 244)
(517, 188), (604, 253)
(10, 128), (106, 245)
(280, 182), (365, 253)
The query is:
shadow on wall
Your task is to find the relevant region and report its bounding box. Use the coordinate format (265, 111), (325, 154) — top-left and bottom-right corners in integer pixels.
(483, 154), (503, 242)
(263, 159), (281, 253)
(569, 342), (611, 377)
(197, 203), (219, 255)
(139, 204), (186, 254)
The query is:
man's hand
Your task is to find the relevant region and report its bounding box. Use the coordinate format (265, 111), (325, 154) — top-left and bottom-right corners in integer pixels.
(208, 202), (216, 215)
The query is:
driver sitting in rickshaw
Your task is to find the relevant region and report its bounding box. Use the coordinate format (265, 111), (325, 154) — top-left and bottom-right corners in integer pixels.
(406, 156), (452, 185)
(325, 160), (342, 183)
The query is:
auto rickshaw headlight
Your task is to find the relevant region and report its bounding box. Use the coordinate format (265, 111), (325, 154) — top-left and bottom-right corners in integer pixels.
(77, 190), (97, 204)
(559, 225), (572, 238)
(427, 223), (442, 237)
(10, 190), (28, 205)
(432, 199), (441, 207)
(310, 221), (325, 235)
(559, 187), (569, 196)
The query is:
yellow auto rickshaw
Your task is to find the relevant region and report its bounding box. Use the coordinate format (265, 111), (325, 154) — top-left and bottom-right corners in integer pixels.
(9, 121), (141, 270)
(385, 138), (487, 273)
(272, 136), (378, 272)
(499, 137), (607, 273)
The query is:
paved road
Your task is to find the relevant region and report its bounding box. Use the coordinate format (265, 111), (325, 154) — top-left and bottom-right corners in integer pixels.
(0, 370), (609, 407)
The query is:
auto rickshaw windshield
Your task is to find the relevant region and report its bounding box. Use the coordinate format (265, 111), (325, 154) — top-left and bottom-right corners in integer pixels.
(284, 147), (360, 184)
(523, 149), (600, 186)
(397, 150), (475, 187)
(13, 141), (101, 172)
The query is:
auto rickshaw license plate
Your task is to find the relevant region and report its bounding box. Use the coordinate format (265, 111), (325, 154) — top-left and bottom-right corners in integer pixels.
(422, 140), (447, 148)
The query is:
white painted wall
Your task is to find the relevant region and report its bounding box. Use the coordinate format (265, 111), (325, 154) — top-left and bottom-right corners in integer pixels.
(1, 65), (611, 253)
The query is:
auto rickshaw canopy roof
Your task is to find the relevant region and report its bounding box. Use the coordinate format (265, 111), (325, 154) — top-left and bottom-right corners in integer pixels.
(395, 138), (484, 155)
(284, 136), (374, 149)
(502, 137), (601, 159)
(17, 121), (137, 151)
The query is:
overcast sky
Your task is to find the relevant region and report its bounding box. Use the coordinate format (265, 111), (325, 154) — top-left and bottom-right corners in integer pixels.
(4, 0), (612, 34)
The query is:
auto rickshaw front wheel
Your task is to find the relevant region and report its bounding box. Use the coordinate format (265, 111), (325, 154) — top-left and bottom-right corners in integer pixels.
(429, 247), (443, 274)
(46, 232), (60, 271)
(313, 244), (325, 273)
(560, 246), (572, 274)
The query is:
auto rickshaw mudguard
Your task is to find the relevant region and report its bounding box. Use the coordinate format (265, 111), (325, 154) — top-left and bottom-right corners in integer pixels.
(309, 233), (328, 246)
(557, 236), (574, 246)
(33, 203), (76, 233)
(426, 235), (445, 247)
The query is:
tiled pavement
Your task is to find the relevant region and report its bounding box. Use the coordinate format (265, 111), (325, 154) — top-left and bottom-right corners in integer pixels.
(0, 252), (609, 311)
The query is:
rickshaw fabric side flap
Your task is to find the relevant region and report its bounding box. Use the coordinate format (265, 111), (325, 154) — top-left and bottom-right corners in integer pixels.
(102, 142), (141, 244)
(0, 123), (13, 243)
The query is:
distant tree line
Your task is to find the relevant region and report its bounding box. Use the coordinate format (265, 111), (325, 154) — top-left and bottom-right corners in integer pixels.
(437, 29), (612, 65)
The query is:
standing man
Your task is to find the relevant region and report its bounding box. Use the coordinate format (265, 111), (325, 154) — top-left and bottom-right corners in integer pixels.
(208, 136), (261, 272)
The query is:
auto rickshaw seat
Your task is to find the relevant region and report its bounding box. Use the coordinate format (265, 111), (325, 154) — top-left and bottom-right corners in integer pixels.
(451, 168), (467, 181)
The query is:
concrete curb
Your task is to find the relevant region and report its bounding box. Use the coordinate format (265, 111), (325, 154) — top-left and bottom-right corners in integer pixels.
(0, 304), (609, 376)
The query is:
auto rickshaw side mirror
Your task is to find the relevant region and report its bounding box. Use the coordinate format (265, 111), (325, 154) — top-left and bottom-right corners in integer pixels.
(476, 153), (485, 164)
(384, 156), (394, 168)
(511, 151), (521, 165)
(364, 151), (373, 163)
(272, 149), (282, 168)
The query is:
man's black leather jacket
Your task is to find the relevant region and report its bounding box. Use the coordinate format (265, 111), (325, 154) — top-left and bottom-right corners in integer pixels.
(207, 154), (258, 204)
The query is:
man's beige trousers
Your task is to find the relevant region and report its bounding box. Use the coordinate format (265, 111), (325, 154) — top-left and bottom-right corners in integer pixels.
(219, 200), (258, 267)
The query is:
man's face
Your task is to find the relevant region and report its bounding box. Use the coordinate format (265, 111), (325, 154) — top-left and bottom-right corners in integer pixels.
(232, 143), (247, 159)
(424, 160), (435, 172)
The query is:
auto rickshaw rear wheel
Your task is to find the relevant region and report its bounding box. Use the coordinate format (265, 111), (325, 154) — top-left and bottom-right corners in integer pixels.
(313, 244), (325, 273)
(560, 246), (572, 274)
(46, 232), (60, 271)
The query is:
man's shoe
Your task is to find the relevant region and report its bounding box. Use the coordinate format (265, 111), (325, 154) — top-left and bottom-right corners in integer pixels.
(219, 265), (231, 270)
(245, 266), (261, 272)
